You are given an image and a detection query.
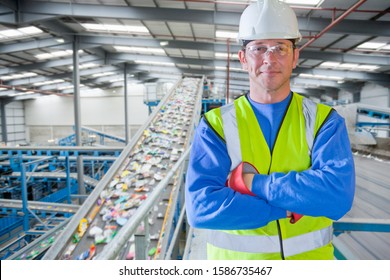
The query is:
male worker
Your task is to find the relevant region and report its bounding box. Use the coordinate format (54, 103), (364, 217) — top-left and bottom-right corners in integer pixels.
(185, 0), (355, 260)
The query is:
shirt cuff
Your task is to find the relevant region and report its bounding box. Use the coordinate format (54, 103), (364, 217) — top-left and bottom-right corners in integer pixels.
(270, 205), (287, 220)
(251, 174), (268, 200)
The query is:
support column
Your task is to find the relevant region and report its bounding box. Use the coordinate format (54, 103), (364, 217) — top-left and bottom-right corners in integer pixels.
(73, 36), (85, 203)
(124, 63), (129, 144)
(0, 101), (7, 144)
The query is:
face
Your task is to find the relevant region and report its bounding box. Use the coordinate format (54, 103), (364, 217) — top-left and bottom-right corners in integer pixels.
(238, 39), (299, 99)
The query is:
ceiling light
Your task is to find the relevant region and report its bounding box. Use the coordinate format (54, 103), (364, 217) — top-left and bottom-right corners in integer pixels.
(33, 79), (65, 86)
(69, 63), (99, 70)
(356, 65), (380, 71)
(338, 63), (359, 69)
(114, 46), (165, 55)
(35, 50), (84, 60)
(216, 31), (237, 39)
(91, 72), (115, 78)
(109, 78), (124, 83)
(0, 30), (21, 37)
(215, 52), (239, 59)
(381, 45), (390, 50)
(58, 85), (74, 90)
(0, 26), (43, 41)
(160, 41), (169, 46)
(81, 23), (149, 34)
(319, 61), (380, 72)
(356, 42), (387, 50)
(19, 26), (43, 35)
(299, 73), (343, 81)
(135, 60), (175, 67)
(229, 67), (245, 72)
(1, 72), (38, 81)
(282, 0), (323, 5)
(319, 62), (340, 68)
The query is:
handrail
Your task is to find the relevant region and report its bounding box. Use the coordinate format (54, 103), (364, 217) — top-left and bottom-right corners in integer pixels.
(182, 226), (194, 260)
(6, 219), (69, 260)
(164, 205), (186, 260)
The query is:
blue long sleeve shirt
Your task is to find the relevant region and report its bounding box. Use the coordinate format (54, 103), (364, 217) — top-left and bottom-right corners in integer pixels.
(185, 93), (355, 231)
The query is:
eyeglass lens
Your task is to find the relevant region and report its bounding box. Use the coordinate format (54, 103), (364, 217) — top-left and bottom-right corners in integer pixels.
(246, 45), (291, 57)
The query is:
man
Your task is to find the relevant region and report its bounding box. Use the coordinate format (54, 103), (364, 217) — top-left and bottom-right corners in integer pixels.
(185, 0), (355, 260)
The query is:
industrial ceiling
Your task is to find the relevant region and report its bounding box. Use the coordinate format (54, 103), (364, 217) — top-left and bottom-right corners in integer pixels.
(0, 0), (389, 102)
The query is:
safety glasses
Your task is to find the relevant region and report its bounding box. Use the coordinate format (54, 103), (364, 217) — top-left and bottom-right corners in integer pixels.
(245, 44), (293, 58)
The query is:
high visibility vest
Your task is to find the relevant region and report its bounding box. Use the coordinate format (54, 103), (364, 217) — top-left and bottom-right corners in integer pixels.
(204, 93), (334, 260)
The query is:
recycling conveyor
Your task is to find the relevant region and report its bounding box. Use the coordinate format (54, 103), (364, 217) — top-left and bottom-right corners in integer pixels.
(42, 76), (203, 260)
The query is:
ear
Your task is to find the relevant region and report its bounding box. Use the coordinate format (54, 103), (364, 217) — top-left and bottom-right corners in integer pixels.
(292, 48), (299, 69)
(238, 50), (248, 71)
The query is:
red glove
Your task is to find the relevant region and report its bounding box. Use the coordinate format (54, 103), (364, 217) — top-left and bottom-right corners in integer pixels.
(227, 162), (258, 196)
(228, 162), (303, 223)
(288, 212), (303, 224)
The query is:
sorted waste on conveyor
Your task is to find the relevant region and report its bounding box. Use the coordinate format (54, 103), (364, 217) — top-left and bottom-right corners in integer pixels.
(42, 77), (203, 260)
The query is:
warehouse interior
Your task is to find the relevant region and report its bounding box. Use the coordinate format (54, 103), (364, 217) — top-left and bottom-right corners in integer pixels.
(0, 0), (389, 260)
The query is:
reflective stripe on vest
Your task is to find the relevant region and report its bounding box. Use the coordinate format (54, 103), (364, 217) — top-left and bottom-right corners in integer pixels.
(221, 96), (317, 171)
(208, 225), (332, 257)
(302, 97), (317, 156)
(220, 103), (241, 170)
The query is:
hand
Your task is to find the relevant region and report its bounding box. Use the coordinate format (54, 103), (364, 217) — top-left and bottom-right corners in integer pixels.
(227, 162), (258, 196)
(287, 211), (303, 224)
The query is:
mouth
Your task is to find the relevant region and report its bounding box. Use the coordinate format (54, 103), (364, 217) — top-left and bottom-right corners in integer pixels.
(260, 68), (280, 74)
(261, 70), (280, 75)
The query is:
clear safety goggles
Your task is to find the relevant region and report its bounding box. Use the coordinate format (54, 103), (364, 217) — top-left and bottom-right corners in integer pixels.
(245, 44), (293, 58)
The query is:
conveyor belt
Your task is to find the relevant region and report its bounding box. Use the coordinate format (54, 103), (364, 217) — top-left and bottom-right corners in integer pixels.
(43, 77), (203, 260)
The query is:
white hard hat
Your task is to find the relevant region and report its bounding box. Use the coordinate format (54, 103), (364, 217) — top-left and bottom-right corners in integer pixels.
(238, 0), (302, 45)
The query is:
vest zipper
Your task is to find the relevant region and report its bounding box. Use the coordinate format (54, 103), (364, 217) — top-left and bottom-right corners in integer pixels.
(276, 220), (285, 260)
(270, 97), (292, 259)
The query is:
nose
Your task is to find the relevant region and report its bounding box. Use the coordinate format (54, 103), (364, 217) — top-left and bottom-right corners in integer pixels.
(265, 48), (276, 55)
(262, 50), (277, 63)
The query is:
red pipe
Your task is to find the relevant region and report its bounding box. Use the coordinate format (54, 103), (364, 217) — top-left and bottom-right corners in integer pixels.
(299, 0), (367, 51)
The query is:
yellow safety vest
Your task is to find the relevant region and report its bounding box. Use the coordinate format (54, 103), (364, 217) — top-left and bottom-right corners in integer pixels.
(204, 93), (334, 260)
